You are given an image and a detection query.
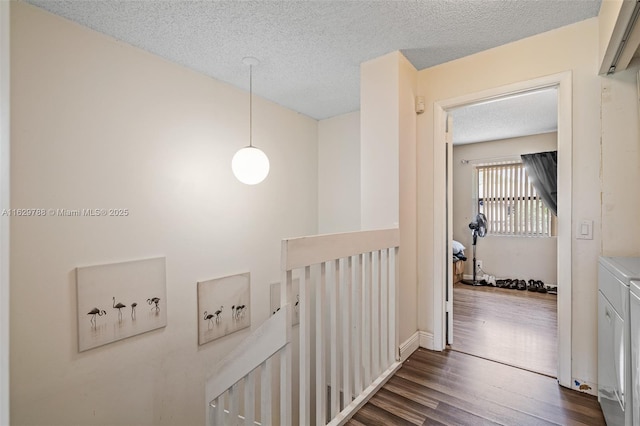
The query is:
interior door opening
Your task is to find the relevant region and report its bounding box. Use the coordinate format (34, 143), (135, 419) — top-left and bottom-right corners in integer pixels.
(443, 86), (561, 379)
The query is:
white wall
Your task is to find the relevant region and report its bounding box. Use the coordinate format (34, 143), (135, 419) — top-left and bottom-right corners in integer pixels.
(0, 1), (9, 423)
(360, 51), (418, 345)
(318, 111), (360, 234)
(601, 58), (640, 256)
(416, 18), (602, 387)
(10, 4), (318, 425)
(453, 133), (558, 284)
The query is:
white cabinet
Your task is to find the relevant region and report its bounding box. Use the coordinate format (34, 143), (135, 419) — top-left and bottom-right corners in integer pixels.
(599, 291), (626, 425)
(630, 280), (640, 426)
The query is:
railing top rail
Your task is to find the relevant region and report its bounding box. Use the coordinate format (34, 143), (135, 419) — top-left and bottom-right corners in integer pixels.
(281, 228), (399, 271)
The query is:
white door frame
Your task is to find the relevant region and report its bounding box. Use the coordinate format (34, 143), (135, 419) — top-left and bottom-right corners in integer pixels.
(432, 71), (572, 388)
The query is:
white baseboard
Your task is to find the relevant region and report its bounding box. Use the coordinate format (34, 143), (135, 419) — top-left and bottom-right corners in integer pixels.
(418, 331), (434, 350)
(399, 332), (420, 361)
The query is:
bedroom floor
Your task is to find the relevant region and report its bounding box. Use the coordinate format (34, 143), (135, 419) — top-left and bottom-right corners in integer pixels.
(451, 281), (557, 377)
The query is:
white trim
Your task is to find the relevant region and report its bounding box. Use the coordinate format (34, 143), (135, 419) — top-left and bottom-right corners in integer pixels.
(433, 72), (572, 387)
(281, 228), (399, 271)
(418, 331), (434, 350)
(399, 332), (420, 361)
(0, 1), (10, 423)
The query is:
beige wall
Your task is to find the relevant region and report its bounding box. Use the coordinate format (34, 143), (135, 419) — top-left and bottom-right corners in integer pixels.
(360, 51), (418, 345)
(318, 111), (360, 234)
(453, 133), (558, 284)
(10, 4), (318, 425)
(416, 19), (602, 385)
(360, 52), (400, 230)
(601, 59), (640, 256)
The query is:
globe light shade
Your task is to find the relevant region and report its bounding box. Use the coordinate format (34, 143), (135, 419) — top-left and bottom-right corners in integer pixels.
(232, 146), (270, 185)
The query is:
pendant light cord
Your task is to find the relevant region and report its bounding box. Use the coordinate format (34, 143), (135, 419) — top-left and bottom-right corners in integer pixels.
(249, 64), (253, 148)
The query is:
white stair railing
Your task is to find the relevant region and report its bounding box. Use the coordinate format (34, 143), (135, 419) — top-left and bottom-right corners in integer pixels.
(206, 228), (400, 426)
(205, 305), (291, 425)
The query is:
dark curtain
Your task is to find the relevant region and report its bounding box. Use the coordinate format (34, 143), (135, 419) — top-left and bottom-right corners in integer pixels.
(521, 151), (557, 216)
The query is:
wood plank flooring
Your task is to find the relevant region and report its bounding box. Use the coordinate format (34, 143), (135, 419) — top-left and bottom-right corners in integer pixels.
(346, 348), (605, 426)
(451, 282), (557, 377)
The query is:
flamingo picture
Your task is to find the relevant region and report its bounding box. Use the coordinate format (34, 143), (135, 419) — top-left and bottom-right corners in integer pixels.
(76, 256), (167, 352)
(87, 307), (106, 327)
(213, 305), (223, 323)
(196, 272), (250, 346)
(236, 304), (246, 319)
(232, 305), (243, 320)
(147, 297), (161, 312)
(203, 311), (215, 328)
(112, 297), (126, 322)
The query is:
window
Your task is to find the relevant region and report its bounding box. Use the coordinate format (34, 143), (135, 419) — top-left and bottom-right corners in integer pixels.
(477, 162), (553, 237)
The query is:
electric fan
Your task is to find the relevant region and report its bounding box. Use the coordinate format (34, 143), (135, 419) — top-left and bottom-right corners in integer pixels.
(460, 213), (488, 286)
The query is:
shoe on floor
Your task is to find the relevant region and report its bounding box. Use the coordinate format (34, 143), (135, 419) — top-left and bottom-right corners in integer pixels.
(536, 280), (547, 293)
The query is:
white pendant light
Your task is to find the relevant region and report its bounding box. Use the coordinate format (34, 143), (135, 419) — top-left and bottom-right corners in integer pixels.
(232, 57), (270, 185)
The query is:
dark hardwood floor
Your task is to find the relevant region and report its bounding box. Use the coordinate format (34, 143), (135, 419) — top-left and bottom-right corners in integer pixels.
(451, 282), (557, 377)
(346, 348), (605, 426)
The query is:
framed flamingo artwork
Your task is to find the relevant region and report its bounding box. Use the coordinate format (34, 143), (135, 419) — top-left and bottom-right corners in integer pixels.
(76, 257), (167, 352)
(197, 272), (250, 346)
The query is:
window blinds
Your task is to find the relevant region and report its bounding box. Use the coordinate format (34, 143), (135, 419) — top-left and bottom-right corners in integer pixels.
(477, 163), (551, 237)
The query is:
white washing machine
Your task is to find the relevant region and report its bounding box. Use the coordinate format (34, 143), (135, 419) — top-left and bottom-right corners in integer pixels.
(599, 257), (640, 426)
(630, 279), (640, 426)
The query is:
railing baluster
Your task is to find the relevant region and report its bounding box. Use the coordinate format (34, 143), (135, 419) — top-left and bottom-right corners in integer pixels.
(229, 383), (239, 424)
(329, 259), (339, 418)
(316, 262), (326, 426)
(212, 396), (224, 426)
(353, 254), (362, 396)
(389, 248), (397, 362)
(363, 252), (372, 386)
(380, 248), (389, 368)
(299, 266), (311, 425)
(372, 250), (380, 377)
(244, 371), (255, 426)
(261, 359), (271, 426)
(342, 256), (352, 408)
(280, 271), (292, 426)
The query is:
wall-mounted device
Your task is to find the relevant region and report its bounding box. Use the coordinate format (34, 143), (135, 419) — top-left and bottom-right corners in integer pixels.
(415, 96), (425, 114)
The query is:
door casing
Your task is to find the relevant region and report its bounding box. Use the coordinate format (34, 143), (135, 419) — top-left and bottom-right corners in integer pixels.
(432, 72), (572, 388)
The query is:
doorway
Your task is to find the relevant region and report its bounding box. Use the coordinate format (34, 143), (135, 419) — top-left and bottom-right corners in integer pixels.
(432, 72), (573, 388)
(448, 88), (558, 377)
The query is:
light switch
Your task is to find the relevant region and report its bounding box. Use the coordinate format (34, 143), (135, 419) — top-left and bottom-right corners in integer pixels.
(577, 219), (593, 240)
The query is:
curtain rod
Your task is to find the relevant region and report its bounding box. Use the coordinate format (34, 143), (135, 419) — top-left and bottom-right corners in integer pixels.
(459, 154), (522, 165)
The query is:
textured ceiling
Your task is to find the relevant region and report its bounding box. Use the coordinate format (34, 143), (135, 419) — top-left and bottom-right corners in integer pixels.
(451, 88), (558, 145)
(26, 0), (601, 121)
